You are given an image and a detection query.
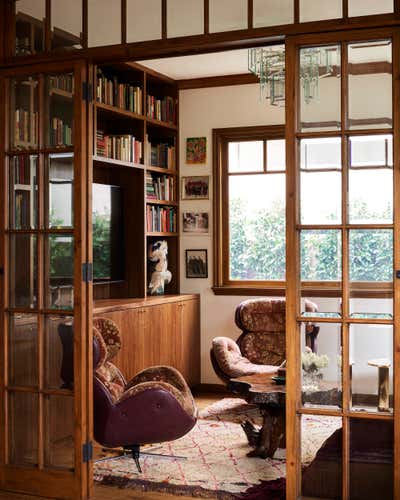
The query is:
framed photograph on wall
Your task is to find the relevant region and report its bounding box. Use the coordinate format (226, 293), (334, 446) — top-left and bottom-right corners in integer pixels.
(186, 249), (208, 278)
(181, 176), (210, 200)
(186, 137), (207, 164)
(182, 211), (209, 234)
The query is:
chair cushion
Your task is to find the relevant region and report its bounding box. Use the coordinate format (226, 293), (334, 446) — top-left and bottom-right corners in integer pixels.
(239, 331), (285, 366)
(212, 336), (278, 378)
(93, 317), (121, 361)
(235, 299), (286, 333)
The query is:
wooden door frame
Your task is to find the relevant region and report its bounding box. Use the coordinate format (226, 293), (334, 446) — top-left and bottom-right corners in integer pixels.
(285, 26), (400, 500)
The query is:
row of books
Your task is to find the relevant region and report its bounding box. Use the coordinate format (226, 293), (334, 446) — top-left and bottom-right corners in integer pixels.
(146, 173), (175, 202)
(146, 95), (177, 124)
(49, 118), (72, 146)
(49, 74), (74, 93)
(146, 205), (176, 233)
(12, 156), (34, 184)
(96, 130), (143, 164)
(14, 109), (39, 147)
(146, 137), (176, 169)
(14, 191), (31, 229)
(96, 70), (143, 114)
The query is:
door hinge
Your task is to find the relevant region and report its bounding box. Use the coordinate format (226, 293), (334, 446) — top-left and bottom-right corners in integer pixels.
(82, 441), (93, 463)
(82, 262), (93, 283)
(396, 270), (400, 279)
(82, 82), (93, 102)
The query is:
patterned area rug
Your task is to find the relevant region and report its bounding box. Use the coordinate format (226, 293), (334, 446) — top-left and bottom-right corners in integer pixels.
(94, 398), (341, 499)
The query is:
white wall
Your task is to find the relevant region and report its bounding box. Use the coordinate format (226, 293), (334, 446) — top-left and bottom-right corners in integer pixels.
(179, 84), (284, 384)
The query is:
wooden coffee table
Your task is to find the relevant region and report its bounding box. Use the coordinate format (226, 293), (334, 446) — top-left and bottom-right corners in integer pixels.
(228, 373), (286, 459)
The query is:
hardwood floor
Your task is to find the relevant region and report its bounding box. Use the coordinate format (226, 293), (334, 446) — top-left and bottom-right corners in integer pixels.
(0, 393), (223, 500)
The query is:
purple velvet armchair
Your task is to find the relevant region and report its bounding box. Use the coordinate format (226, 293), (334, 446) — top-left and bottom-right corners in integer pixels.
(210, 298), (319, 384)
(93, 317), (197, 471)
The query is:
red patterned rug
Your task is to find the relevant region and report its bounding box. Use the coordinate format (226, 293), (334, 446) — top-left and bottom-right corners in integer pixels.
(94, 398), (340, 499)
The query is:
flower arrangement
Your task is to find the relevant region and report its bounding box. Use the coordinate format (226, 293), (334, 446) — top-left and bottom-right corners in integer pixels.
(302, 347), (329, 374)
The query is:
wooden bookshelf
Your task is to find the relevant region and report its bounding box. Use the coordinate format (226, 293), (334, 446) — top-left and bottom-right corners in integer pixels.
(93, 62), (179, 301)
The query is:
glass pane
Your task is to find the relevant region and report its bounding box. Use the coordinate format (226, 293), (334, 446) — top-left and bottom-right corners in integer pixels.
(301, 415), (343, 498)
(47, 153), (74, 228)
(301, 296), (342, 319)
(229, 174), (285, 280)
(349, 230), (393, 282)
(45, 395), (74, 469)
(15, 0), (45, 55)
(348, 40), (392, 130)
(349, 418), (393, 499)
(209, 0), (247, 33)
(349, 0), (393, 17)
(9, 234), (38, 309)
(350, 324), (393, 413)
(300, 46), (341, 132)
(46, 235), (74, 310)
(300, 0), (342, 22)
(10, 77), (39, 150)
(301, 171), (341, 224)
(88, 0), (121, 47)
(349, 297), (393, 320)
(301, 230), (342, 281)
(46, 73), (74, 147)
(10, 155), (38, 229)
(267, 140), (285, 171)
(350, 134), (392, 167)
(167, 0), (204, 37)
(127, 0), (162, 42)
(45, 316), (74, 390)
(228, 141), (263, 172)
(253, 0), (293, 27)
(300, 137), (341, 170)
(51, 0), (83, 50)
(8, 314), (38, 387)
(8, 392), (39, 465)
(301, 323), (342, 409)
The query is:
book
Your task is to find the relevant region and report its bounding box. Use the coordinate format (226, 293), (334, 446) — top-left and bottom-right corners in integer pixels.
(146, 205), (176, 233)
(96, 130), (143, 163)
(146, 94), (177, 124)
(145, 135), (176, 169)
(96, 69), (143, 115)
(146, 173), (175, 202)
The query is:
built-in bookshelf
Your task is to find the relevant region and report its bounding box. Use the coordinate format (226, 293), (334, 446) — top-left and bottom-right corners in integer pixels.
(93, 62), (179, 300)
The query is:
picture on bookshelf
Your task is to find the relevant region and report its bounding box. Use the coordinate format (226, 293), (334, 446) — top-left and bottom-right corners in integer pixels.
(186, 249), (208, 279)
(182, 212), (209, 234)
(186, 137), (207, 164)
(181, 176), (209, 200)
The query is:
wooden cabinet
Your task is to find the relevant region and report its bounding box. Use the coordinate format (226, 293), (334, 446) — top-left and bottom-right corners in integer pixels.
(94, 294), (200, 387)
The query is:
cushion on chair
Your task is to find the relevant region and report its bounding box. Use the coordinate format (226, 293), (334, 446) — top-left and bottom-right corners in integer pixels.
(212, 336), (278, 379)
(93, 317), (121, 361)
(235, 299), (286, 333)
(239, 331), (285, 366)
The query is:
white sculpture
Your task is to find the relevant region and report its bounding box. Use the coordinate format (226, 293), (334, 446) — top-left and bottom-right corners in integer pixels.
(148, 240), (172, 295)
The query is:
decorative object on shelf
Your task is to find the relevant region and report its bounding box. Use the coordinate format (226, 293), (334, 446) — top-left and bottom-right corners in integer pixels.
(148, 240), (172, 295)
(182, 212), (209, 234)
(302, 347), (329, 392)
(186, 249), (208, 279)
(248, 45), (336, 106)
(186, 137), (207, 164)
(181, 176), (209, 200)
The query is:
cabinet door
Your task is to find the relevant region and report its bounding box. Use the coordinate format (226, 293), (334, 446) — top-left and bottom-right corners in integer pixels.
(180, 299), (200, 386)
(144, 303), (178, 368)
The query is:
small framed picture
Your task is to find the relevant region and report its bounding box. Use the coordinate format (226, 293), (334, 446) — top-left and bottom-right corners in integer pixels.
(186, 249), (208, 278)
(182, 212), (209, 234)
(186, 137), (207, 164)
(181, 176), (209, 200)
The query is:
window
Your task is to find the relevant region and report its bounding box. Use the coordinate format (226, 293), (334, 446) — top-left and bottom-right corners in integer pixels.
(213, 125), (286, 294)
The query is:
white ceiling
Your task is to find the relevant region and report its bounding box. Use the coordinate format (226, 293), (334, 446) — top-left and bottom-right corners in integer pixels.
(140, 49), (252, 80)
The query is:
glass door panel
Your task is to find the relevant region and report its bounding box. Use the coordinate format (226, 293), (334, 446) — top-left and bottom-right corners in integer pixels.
(9, 155), (38, 229)
(46, 73), (74, 147)
(10, 77), (39, 150)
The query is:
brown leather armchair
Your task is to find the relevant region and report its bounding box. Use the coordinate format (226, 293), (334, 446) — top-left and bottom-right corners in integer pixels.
(210, 298), (319, 384)
(93, 317), (197, 471)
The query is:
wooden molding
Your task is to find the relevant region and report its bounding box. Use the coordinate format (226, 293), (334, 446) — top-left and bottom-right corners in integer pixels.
(178, 73), (258, 90)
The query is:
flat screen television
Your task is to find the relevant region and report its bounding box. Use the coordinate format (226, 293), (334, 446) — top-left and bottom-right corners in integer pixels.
(92, 183), (124, 282)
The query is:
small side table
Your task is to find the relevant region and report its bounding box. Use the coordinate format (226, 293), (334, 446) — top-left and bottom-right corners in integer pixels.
(368, 358), (391, 412)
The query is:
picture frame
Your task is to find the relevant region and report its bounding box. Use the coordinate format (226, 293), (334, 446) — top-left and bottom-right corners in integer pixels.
(182, 211), (209, 234)
(186, 137), (207, 164)
(186, 249), (208, 278)
(181, 176), (210, 200)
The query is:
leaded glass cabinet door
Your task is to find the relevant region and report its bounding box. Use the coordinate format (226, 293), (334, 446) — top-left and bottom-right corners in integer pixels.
(285, 29), (400, 500)
(0, 61), (90, 499)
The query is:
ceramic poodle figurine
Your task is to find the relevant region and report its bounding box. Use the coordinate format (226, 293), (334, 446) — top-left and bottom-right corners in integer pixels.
(148, 240), (172, 295)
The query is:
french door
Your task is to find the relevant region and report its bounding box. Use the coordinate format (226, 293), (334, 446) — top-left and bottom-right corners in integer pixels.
(0, 60), (91, 499)
(285, 28), (400, 499)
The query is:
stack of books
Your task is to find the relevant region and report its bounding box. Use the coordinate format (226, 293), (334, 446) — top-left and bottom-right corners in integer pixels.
(146, 173), (175, 202)
(13, 156), (32, 184)
(49, 74), (74, 93)
(96, 130), (143, 163)
(146, 136), (175, 168)
(49, 117), (72, 146)
(96, 70), (143, 114)
(14, 108), (38, 147)
(146, 205), (176, 233)
(146, 95), (177, 124)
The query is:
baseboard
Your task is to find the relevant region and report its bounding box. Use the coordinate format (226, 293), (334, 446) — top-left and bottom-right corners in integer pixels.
(192, 383), (229, 394)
